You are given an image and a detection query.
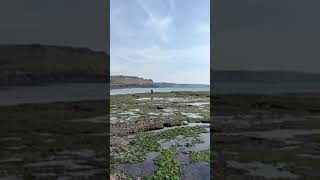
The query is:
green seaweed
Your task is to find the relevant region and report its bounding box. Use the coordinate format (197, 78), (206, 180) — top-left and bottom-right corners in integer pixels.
(190, 150), (210, 162)
(135, 126), (208, 151)
(150, 147), (181, 180)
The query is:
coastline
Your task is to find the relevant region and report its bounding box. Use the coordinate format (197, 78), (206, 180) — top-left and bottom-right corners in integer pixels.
(1, 83), (320, 179)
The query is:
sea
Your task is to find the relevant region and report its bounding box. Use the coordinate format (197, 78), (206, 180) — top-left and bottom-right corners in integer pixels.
(1, 82), (320, 106)
(0, 84), (208, 106)
(110, 87), (209, 95)
(213, 81), (320, 94)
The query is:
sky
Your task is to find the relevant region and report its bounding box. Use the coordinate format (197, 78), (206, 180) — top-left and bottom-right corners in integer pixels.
(213, 0), (320, 73)
(0, 0), (108, 52)
(110, 0), (210, 84)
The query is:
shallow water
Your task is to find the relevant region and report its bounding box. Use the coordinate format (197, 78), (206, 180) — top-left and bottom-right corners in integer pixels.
(146, 108), (178, 117)
(113, 110), (141, 123)
(182, 162), (210, 180)
(158, 136), (194, 149)
(0, 83), (107, 106)
(111, 87), (209, 95)
(181, 112), (204, 119)
(175, 153), (210, 180)
(192, 132), (210, 152)
(244, 129), (320, 141)
(218, 129), (320, 143)
(134, 97), (208, 103)
(20, 148), (103, 179)
(59, 149), (96, 158)
(158, 128), (210, 152)
(297, 154), (320, 159)
(110, 117), (118, 123)
(0, 137), (22, 142)
(24, 160), (93, 170)
(214, 81), (320, 94)
(175, 153), (191, 164)
(71, 116), (107, 123)
(64, 169), (105, 177)
(113, 152), (161, 178)
(151, 122), (210, 133)
(186, 102), (210, 107)
(0, 176), (22, 180)
(227, 161), (300, 179)
(0, 158), (22, 163)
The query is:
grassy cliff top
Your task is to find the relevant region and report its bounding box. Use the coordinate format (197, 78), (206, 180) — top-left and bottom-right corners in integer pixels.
(111, 75), (153, 85)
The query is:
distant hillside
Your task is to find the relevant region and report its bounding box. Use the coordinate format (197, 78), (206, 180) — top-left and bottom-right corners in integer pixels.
(213, 70), (320, 82)
(155, 82), (209, 88)
(111, 75), (156, 89)
(110, 76), (210, 89)
(0, 44), (108, 86)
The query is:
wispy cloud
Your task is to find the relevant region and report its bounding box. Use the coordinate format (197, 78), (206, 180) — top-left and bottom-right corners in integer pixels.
(136, 0), (174, 43)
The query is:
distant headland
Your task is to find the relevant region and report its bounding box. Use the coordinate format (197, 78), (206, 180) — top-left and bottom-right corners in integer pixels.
(0, 44), (108, 86)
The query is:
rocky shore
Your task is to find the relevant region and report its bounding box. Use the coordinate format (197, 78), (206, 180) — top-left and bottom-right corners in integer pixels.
(213, 94), (320, 179)
(110, 91), (210, 179)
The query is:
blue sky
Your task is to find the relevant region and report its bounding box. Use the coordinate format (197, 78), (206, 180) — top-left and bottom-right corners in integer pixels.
(111, 0), (210, 84)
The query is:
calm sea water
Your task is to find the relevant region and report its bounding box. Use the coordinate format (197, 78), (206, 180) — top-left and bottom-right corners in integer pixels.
(0, 84), (209, 106)
(0, 82), (319, 106)
(213, 82), (320, 94)
(110, 87), (209, 95)
(0, 83), (108, 106)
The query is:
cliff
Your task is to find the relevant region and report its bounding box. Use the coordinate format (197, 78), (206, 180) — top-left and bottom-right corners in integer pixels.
(0, 44), (108, 86)
(111, 75), (157, 89)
